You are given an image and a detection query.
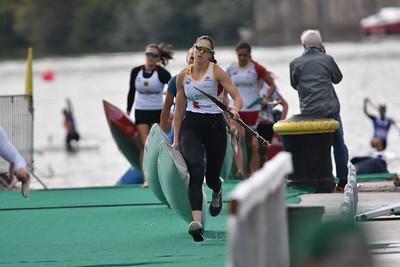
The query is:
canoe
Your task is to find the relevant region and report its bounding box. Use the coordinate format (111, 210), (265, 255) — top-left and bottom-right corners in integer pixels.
(220, 133), (234, 180)
(157, 140), (207, 226)
(116, 167), (143, 185)
(103, 100), (142, 172)
(227, 140), (248, 180)
(143, 124), (170, 206)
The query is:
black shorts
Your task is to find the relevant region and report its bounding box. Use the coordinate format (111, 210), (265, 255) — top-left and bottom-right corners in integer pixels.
(257, 123), (274, 156)
(66, 132), (80, 143)
(257, 123), (274, 143)
(135, 109), (161, 125)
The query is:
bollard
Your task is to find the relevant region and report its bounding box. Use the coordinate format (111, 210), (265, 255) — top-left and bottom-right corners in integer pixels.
(273, 114), (339, 193)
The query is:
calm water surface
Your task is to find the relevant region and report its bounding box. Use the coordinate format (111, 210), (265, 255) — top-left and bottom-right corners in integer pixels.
(1, 38), (400, 189)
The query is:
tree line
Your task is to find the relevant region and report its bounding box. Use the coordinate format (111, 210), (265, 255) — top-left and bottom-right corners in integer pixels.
(0, 0), (253, 58)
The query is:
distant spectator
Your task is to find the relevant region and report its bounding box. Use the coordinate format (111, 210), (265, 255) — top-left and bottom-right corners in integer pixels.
(363, 98), (396, 150)
(350, 137), (389, 175)
(63, 98), (80, 152)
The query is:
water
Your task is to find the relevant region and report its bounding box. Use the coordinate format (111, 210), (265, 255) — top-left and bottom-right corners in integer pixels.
(1, 38), (400, 189)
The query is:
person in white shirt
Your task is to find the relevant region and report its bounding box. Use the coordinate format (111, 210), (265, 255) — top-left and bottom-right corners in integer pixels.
(173, 35), (243, 242)
(257, 82), (288, 163)
(126, 43), (173, 187)
(226, 41), (277, 177)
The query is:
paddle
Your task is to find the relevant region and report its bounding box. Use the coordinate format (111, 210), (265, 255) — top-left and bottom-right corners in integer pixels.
(193, 87), (270, 148)
(223, 114), (239, 154)
(246, 98), (280, 109)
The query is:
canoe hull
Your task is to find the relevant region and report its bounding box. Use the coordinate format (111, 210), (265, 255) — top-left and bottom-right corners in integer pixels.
(143, 124), (170, 206)
(103, 100), (142, 172)
(220, 133), (233, 180)
(157, 140), (207, 226)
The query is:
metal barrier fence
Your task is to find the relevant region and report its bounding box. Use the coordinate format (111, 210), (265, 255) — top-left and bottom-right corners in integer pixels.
(228, 152), (293, 267)
(341, 164), (358, 219)
(0, 95), (34, 173)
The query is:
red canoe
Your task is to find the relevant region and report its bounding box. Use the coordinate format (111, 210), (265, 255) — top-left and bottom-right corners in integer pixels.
(103, 100), (142, 173)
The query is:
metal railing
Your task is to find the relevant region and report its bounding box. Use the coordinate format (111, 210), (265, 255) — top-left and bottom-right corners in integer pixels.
(228, 152), (293, 267)
(0, 95), (34, 173)
(340, 164), (358, 219)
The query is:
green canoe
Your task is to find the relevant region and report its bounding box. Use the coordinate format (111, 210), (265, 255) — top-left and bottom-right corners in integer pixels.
(143, 124), (170, 206)
(220, 133), (234, 180)
(157, 140), (207, 226)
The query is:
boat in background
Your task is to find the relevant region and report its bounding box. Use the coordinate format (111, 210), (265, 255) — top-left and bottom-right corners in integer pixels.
(116, 167), (143, 185)
(103, 100), (142, 173)
(361, 7), (400, 35)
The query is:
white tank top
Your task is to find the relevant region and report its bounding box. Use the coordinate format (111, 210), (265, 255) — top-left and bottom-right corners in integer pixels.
(134, 68), (165, 110)
(226, 61), (265, 111)
(183, 63), (222, 114)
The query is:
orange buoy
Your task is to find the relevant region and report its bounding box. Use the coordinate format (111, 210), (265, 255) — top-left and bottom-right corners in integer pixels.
(41, 70), (55, 81)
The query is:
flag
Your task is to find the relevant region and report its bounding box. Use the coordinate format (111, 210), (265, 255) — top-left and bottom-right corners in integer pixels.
(25, 48), (33, 96)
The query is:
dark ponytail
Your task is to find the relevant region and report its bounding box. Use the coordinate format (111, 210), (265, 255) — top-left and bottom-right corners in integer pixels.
(210, 54), (217, 64)
(147, 42), (174, 66)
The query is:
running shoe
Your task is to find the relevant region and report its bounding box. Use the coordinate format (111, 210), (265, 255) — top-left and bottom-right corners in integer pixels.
(335, 181), (347, 192)
(188, 221), (204, 242)
(209, 191), (222, 217)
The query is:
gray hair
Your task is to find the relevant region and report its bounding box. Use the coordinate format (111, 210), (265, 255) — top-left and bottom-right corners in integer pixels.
(301, 30), (322, 48)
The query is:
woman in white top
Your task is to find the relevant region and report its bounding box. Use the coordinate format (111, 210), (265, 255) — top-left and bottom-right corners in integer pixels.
(226, 42), (277, 177)
(126, 43), (173, 187)
(173, 35), (243, 242)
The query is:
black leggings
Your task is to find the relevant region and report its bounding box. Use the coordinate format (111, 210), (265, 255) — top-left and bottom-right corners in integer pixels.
(179, 111), (227, 211)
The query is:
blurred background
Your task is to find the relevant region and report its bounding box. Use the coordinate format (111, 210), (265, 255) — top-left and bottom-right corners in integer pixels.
(1, 0), (400, 189)
(1, 0), (400, 58)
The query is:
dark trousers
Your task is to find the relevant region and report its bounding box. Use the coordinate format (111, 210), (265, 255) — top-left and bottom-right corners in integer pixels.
(331, 113), (349, 183)
(180, 112), (227, 211)
(66, 132), (80, 151)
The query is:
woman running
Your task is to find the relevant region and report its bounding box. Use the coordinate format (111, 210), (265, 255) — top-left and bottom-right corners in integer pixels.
(173, 35), (243, 242)
(126, 43), (173, 187)
(226, 42), (277, 177)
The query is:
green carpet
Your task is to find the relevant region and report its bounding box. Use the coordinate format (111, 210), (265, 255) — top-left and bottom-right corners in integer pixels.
(286, 186), (316, 203)
(332, 173), (397, 184)
(0, 181), (308, 267)
(0, 205), (227, 267)
(356, 172), (397, 182)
